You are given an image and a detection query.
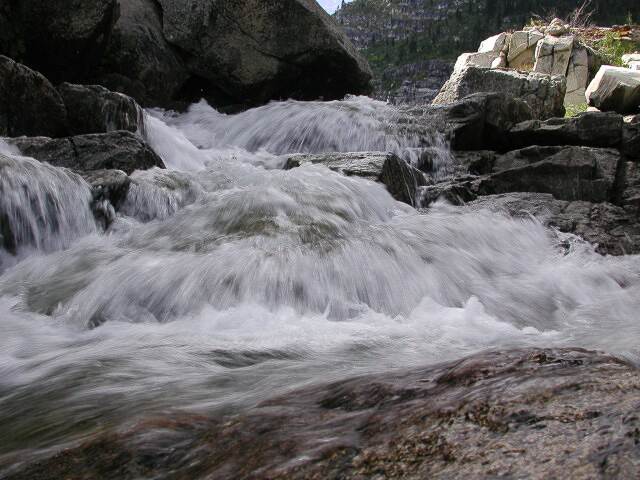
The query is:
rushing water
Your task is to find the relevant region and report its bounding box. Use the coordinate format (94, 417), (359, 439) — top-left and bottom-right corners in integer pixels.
(1, 96), (640, 473)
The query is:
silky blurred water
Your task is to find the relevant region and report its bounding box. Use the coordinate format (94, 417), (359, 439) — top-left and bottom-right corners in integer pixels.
(1, 96), (639, 473)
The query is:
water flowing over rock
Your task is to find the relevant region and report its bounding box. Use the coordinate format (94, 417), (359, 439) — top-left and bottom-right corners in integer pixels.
(9, 348), (640, 479)
(156, 0), (372, 107)
(0, 55), (68, 138)
(432, 66), (566, 120)
(57, 83), (144, 135)
(284, 152), (427, 206)
(9, 131), (165, 174)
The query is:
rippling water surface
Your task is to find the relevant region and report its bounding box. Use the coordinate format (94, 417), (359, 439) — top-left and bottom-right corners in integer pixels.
(1, 96), (639, 472)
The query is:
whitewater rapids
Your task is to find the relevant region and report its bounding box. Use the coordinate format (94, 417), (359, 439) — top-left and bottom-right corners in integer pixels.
(1, 96), (639, 472)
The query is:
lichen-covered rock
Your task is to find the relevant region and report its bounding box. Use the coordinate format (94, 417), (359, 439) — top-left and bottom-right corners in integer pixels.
(9, 348), (640, 478)
(58, 83), (143, 136)
(480, 146), (620, 203)
(432, 66), (566, 119)
(283, 152), (426, 206)
(506, 111), (623, 149)
(100, 0), (189, 103)
(586, 66), (640, 114)
(156, 0), (372, 108)
(16, 0), (119, 83)
(0, 55), (68, 138)
(9, 132), (165, 174)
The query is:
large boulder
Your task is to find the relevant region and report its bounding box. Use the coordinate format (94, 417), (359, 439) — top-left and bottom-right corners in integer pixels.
(506, 111), (623, 149)
(0, 55), (68, 138)
(57, 83), (143, 136)
(586, 66), (640, 114)
(479, 146), (620, 203)
(283, 152), (426, 206)
(532, 35), (573, 76)
(430, 92), (534, 151)
(15, 0), (119, 83)
(469, 193), (640, 255)
(99, 0), (189, 104)
(564, 47), (589, 107)
(432, 66), (566, 120)
(9, 131), (165, 174)
(156, 0), (372, 107)
(9, 348), (640, 478)
(506, 30), (544, 69)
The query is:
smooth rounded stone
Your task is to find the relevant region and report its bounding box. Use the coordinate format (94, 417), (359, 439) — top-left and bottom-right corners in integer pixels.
(432, 66), (566, 120)
(586, 66), (640, 114)
(430, 92), (534, 151)
(15, 0), (119, 83)
(283, 151), (426, 207)
(0, 55), (68, 138)
(58, 83), (143, 136)
(468, 192), (640, 255)
(156, 0), (372, 108)
(9, 131), (165, 174)
(100, 0), (189, 103)
(9, 348), (640, 478)
(506, 111), (624, 149)
(480, 146), (620, 203)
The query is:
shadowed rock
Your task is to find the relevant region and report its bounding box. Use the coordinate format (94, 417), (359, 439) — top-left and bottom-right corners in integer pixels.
(9, 132), (164, 174)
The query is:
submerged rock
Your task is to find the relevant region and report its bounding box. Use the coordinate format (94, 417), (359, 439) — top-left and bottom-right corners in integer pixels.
(156, 0), (372, 107)
(10, 348), (640, 479)
(79, 169), (131, 229)
(9, 132), (165, 174)
(469, 193), (640, 255)
(0, 55), (68, 138)
(432, 66), (566, 120)
(58, 83), (143, 135)
(283, 152), (426, 206)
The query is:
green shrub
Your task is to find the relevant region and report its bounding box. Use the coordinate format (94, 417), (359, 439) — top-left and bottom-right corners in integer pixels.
(565, 102), (589, 117)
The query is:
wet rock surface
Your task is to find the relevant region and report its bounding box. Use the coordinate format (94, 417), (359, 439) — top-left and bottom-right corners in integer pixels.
(58, 83), (143, 135)
(9, 132), (164, 174)
(284, 152), (427, 206)
(0, 56), (68, 138)
(8, 348), (640, 479)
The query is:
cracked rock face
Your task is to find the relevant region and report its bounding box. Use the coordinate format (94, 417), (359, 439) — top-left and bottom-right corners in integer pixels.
(9, 348), (640, 479)
(157, 0), (372, 107)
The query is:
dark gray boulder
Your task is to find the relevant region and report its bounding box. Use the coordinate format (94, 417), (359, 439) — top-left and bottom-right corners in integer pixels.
(284, 152), (426, 206)
(430, 92), (534, 151)
(506, 111), (624, 150)
(452, 150), (496, 175)
(10, 348), (640, 478)
(432, 66), (566, 120)
(9, 131), (165, 174)
(16, 0), (119, 83)
(480, 146), (620, 203)
(57, 83), (143, 136)
(0, 55), (68, 138)
(79, 169), (131, 229)
(621, 118), (640, 161)
(619, 161), (640, 216)
(100, 0), (189, 103)
(156, 0), (372, 108)
(469, 193), (640, 255)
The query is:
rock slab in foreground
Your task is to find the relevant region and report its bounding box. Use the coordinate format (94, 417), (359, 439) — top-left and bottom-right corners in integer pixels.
(9, 132), (164, 174)
(284, 152), (426, 206)
(432, 66), (566, 120)
(0, 55), (68, 138)
(10, 348), (640, 479)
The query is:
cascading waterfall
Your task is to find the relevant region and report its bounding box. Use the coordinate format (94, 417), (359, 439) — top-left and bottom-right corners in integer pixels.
(1, 96), (640, 474)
